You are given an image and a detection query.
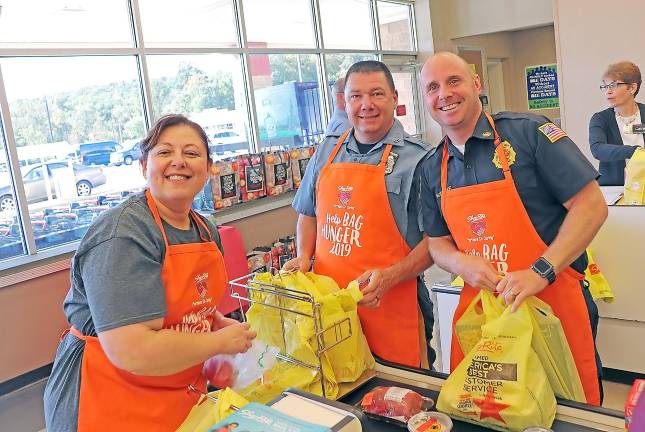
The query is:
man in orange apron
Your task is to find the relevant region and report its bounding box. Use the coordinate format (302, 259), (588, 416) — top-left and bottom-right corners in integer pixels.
(284, 61), (435, 368)
(418, 53), (607, 405)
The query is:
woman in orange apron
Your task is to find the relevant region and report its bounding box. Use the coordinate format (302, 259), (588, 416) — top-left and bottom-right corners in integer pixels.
(44, 115), (255, 431)
(440, 113), (602, 405)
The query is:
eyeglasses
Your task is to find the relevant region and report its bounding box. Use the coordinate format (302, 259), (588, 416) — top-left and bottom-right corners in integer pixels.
(599, 82), (630, 92)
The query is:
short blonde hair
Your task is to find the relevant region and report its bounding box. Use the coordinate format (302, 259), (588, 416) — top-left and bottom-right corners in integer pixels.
(604, 61), (642, 96)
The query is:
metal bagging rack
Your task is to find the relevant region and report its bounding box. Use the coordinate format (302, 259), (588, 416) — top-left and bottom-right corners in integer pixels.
(229, 270), (353, 398)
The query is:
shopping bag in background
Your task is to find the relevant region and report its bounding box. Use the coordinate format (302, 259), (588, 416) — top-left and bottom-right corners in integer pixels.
(290, 146), (315, 189)
(263, 150), (293, 196)
(527, 297), (586, 403)
(454, 290), (504, 357)
(237, 154), (266, 202)
(210, 158), (241, 210)
(623, 147), (645, 205)
(437, 290), (556, 432)
(584, 248), (614, 303)
(176, 387), (249, 432)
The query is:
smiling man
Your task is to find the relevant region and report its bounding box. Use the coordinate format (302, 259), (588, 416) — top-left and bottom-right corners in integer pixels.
(283, 61), (435, 368)
(418, 52), (607, 405)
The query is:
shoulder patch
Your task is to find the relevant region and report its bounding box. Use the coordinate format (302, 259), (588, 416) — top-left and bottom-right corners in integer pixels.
(492, 140), (516, 168)
(538, 122), (567, 143)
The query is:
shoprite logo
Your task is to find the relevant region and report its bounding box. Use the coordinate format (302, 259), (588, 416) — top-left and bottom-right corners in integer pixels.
(467, 213), (487, 237)
(335, 185), (354, 209)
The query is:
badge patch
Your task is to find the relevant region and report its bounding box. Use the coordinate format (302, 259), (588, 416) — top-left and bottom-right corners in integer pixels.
(482, 131), (492, 138)
(385, 151), (399, 175)
(492, 140), (516, 169)
(538, 122), (567, 143)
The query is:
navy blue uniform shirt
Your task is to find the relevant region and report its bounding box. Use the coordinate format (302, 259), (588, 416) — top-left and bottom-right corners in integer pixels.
(420, 111), (599, 273)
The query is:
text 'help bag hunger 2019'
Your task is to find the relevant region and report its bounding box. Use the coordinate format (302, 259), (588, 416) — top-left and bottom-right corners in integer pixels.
(437, 290), (556, 432)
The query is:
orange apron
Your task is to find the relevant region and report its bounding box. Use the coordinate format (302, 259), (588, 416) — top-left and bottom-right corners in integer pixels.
(313, 131), (420, 367)
(71, 189), (228, 431)
(442, 113), (601, 405)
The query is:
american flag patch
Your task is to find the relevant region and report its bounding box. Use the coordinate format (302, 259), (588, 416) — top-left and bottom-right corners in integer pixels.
(538, 122), (567, 143)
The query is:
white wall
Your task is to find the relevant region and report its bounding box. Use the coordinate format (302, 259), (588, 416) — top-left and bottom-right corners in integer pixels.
(554, 0), (645, 164)
(430, 0), (553, 44)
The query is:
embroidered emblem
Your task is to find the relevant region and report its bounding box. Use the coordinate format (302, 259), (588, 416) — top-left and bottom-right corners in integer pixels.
(467, 213), (486, 237)
(538, 122), (567, 143)
(492, 140), (516, 169)
(194, 272), (209, 299)
(336, 185), (353, 209)
(482, 131), (492, 137)
(384, 151), (399, 175)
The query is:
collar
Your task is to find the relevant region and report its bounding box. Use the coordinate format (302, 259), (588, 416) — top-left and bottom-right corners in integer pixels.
(344, 119), (406, 152)
(471, 111), (495, 141)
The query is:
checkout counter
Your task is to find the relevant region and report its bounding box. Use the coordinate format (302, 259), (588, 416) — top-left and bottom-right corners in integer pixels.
(332, 361), (625, 431)
(590, 186), (645, 374)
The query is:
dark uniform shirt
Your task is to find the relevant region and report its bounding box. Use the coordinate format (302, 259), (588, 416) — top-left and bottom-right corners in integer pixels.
(420, 111), (599, 273)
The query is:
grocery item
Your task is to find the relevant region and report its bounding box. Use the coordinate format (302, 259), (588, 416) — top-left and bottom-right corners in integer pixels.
(202, 356), (236, 389)
(626, 379), (645, 430)
(407, 411), (453, 432)
(361, 386), (434, 422)
(247, 247), (272, 273)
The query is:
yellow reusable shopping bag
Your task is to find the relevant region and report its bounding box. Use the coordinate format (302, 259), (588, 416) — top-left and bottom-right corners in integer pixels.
(584, 248), (614, 303)
(526, 297), (586, 403)
(623, 147), (645, 205)
(176, 387), (249, 432)
(437, 290), (556, 432)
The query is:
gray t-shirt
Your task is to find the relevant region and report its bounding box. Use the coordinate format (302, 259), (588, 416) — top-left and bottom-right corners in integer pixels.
(43, 193), (222, 432)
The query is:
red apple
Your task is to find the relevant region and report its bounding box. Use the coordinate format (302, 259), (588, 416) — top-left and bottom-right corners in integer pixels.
(203, 357), (236, 389)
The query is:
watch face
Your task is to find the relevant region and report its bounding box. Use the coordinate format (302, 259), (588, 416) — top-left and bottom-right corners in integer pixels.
(533, 258), (551, 274)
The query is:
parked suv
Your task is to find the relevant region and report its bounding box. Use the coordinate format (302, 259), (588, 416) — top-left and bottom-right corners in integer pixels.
(78, 141), (119, 166)
(110, 140), (142, 166)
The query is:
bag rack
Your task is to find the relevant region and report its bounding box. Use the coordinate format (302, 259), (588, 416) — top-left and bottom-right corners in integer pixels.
(228, 270), (353, 398)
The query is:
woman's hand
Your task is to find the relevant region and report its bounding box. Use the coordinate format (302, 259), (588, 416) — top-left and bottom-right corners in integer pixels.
(214, 322), (256, 355)
(212, 310), (239, 331)
(281, 255), (311, 272)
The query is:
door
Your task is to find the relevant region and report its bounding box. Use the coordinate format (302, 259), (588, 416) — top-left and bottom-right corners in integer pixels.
(384, 63), (422, 137)
(487, 59), (507, 114)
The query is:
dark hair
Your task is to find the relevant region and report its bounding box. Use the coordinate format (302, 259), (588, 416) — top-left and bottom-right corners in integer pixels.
(139, 114), (212, 163)
(344, 60), (396, 93)
(604, 61), (642, 96)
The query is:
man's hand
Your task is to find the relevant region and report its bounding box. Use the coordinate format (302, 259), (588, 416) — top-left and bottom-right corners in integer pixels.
(281, 255), (312, 273)
(496, 269), (549, 312)
(355, 268), (394, 308)
(457, 254), (501, 291)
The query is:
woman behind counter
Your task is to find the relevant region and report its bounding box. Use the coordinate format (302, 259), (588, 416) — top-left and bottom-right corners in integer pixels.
(589, 61), (645, 185)
(44, 114), (256, 432)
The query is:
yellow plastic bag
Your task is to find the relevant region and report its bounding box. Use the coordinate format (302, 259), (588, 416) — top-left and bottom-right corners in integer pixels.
(438, 290), (556, 432)
(454, 290), (505, 356)
(176, 387), (249, 432)
(584, 248), (614, 303)
(623, 147), (645, 205)
(526, 297), (586, 402)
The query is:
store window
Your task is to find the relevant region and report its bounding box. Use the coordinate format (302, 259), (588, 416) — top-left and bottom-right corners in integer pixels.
(319, 0), (375, 50)
(0, 121), (26, 261)
(249, 54), (325, 150)
(147, 54), (251, 160)
(138, 0), (238, 48)
(1, 56), (146, 253)
(242, 0), (315, 49)
(0, 0), (133, 49)
(377, 1), (414, 51)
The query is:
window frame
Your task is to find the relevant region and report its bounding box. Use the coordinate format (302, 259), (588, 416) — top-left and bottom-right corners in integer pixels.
(0, 0), (418, 273)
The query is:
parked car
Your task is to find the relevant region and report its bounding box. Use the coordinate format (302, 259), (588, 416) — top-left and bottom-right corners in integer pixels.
(78, 141), (119, 166)
(209, 131), (246, 155)
(0, 162), (107, 212)
(110, 141), (142, 166)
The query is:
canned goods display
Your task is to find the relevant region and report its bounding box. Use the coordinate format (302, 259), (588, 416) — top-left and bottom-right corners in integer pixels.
(407, 411), (453, 432)
(522, 427), (554, 432)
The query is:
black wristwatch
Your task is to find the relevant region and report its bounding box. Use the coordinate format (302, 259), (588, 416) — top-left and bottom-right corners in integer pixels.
(531, 257), (556, 284)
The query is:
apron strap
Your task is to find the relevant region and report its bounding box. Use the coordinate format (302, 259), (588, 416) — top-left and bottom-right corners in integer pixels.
(483, 112), (512, 179)
(145, 189), (170, 249)
(324, 129), (353, 168)
(189, 210), (215, 243)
